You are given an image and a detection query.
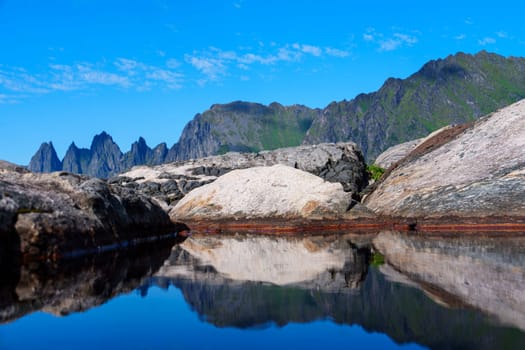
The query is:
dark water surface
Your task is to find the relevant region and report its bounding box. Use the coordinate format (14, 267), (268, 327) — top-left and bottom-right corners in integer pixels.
(1, 232), (525, 349)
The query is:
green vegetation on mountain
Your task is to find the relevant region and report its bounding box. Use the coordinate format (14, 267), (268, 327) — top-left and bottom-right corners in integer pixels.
(165, 101), (318, 161)
(304, 51), (525, 161)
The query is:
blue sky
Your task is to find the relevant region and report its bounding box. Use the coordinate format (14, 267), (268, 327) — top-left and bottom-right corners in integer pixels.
(1, 0), (525, 165)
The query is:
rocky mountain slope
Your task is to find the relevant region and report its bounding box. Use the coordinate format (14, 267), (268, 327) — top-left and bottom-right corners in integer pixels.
(304, 51), (525, 160)
(28, 51), (525, 176)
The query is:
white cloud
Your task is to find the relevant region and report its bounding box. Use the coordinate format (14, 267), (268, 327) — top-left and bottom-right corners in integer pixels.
(379, 39), (402, 52)
(454, 34), (467, 40)
(325, 47), (350, 57)
(496, 31), (508, 38)
(364, 29), (419, 52)
(465, 18), (474, 25)
(166, 58), (181, 69)
(0, 58), (183, 101)
(293, 43), (322, 57)
(478, 37), (496, 46)
(363, 33), (375, 42)
(393, 33), (417, 45)
(185, 55), (227, 81)
(0, 93), (22, 104)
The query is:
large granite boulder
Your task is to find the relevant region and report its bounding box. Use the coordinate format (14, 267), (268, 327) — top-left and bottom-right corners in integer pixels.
(170, 164), (352, 221)
(117, 142), (367, 210)
(0, 163), (179, 258)
(365, 99), (525, 219)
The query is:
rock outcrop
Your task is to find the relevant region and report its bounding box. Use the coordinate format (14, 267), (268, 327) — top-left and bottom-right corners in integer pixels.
(170, 164), (352, 220)
(0, 163), (182, 258)
(118, 142), (367, 211)
(365, 99), (525, 218)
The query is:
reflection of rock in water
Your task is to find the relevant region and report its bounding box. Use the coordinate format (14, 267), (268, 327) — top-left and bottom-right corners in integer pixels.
(151, 233), (525, 350)
(156, 234), (370, 291)
(0, 239), (180, 323)
(373, 231), (525, 331)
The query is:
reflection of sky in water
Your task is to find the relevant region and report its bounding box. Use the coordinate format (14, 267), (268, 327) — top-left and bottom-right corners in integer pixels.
(0, 286), (425, 350)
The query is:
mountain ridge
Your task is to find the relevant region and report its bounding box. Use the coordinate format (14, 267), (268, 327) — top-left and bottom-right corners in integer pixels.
(28, 50), (525, 177)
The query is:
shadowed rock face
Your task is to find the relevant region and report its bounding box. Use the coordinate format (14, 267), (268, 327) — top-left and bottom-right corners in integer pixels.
(28, 142), (62, 173)
(0, 239), (181, 324)
(0, 163), (179, 257)
(373, 231), (525, 332)
(365, 99), (525, 218)
(151, 233), (525, 349)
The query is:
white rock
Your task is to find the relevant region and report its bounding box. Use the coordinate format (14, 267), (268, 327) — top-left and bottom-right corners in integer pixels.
(170, 164), (352, 220)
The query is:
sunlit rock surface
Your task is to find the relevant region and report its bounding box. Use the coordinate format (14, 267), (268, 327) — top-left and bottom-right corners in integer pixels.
(373, 231), (525, 330)
(365, 99), (525, 218)
(170, 165), (353, 220)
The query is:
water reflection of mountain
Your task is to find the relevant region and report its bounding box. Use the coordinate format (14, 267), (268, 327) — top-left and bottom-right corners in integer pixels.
(0, 238), (180, 323)
(152, 233), (525, 350)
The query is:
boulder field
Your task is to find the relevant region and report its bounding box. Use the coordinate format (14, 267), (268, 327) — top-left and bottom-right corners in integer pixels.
(116, 142), (368, 211)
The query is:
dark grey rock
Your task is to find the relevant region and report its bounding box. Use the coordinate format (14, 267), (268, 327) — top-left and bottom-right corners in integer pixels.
(0, 167), (178, 258)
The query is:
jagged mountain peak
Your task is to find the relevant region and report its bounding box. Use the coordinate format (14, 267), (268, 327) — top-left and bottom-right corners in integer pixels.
(28, 141), (62, 173)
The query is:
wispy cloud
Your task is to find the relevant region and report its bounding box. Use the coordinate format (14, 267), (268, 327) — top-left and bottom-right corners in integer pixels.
(496, 31), (508, 38)
(0, 58), (184, 101)
(293, 43), (322, 57)
(325, 47), (350, 58)
(478, 37), (496, 46)
(454, 34), (467, 40)
(184, 42), (348, 84)
(185, 55), (227, 81)
(363, 28), (418, 52)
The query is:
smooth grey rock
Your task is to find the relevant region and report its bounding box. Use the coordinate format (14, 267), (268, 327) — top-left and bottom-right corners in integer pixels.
(365, 99), (525, 218)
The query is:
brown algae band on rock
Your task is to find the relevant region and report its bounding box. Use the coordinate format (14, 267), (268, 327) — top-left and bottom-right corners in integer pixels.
(170, 164), (353, 221)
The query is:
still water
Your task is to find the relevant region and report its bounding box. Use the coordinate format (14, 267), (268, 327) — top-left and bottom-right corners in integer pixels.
(1, 231), (525, 349)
